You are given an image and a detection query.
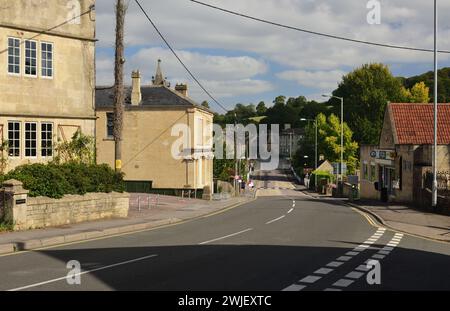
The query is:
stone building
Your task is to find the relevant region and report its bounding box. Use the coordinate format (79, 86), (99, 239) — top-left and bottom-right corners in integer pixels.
(360, 103), (450, 203)
(0, 0), (96, 171)
(95, 60), (214, 195)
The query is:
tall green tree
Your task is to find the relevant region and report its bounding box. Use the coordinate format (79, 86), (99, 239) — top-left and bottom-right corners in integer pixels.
(331, 63), (406, 144)
(295, 113), (359, 174)
(256, 101), (267, 116)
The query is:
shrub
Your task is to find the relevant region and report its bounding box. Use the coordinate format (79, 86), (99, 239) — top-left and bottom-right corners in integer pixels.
(1, 163), (124, 199)
(310, 170), (335, 190)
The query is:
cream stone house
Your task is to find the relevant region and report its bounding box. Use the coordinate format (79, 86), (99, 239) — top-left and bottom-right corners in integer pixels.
(96, 61), (214, 196)
(0, 0), (96, 171)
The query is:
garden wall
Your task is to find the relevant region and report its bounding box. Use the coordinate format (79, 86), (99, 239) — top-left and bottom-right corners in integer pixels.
(2, 180), (129, 230)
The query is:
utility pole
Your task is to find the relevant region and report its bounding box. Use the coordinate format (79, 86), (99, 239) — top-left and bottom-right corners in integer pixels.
(432, 0), (438, 207)
(234, 112), (239, 196)
(113, 0), (126, 172)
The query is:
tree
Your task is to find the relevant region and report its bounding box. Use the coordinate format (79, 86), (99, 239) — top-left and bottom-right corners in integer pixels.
(256, 101), (267, 116)
(401, 67), (450, 103)
(295, 113), (359, 174)
(409, 82), (430, 103)
(331, 63), (406, 144)
(273, 95), (286, 106)
(201, 100), (210, 109)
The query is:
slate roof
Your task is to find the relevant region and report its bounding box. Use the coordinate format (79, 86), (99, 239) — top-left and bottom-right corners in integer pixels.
(389, 103), (450, 145)
(95, 85), (208, 112)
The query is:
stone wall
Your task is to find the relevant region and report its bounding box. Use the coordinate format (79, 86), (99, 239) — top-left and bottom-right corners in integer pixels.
(2, 180), (129, 231)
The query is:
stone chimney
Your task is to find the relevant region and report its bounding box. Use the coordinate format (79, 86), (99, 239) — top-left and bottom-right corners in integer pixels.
(131, 70), (141, 105)
(175, 83), (188, 97)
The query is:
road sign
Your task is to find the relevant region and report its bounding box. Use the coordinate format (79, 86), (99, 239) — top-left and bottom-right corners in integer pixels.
(333, 162), (347, 175)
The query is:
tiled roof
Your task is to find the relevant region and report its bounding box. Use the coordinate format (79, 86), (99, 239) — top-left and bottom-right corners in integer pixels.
(389, 103), (450, 145)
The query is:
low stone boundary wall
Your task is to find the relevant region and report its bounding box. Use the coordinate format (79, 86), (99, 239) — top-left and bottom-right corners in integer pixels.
(2, 179), (130, 230)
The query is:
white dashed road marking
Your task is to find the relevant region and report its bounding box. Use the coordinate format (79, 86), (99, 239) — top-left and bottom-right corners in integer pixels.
(199, 228), (253, 245)
(282, 228), (387, 291)
(266, 215), (286, 225)
(326, 232), (405, 291)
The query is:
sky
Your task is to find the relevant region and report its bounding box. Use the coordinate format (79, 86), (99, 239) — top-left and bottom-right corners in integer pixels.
(95, 0), (450, 113)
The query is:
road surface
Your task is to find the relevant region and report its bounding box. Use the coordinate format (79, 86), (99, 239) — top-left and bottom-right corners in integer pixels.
(0, 169), (449, 291)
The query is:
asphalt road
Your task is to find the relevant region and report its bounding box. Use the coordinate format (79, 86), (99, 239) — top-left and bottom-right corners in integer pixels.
(0, 169), (449, 291)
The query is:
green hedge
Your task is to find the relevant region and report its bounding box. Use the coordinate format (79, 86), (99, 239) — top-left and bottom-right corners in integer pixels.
(309, 170), (335, 190)
(0, 163), (125, 199)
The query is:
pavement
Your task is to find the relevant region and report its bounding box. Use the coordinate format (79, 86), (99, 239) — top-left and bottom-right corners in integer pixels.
(0, 169), (448, 291)
(0, 191), (255, 255)
(350, 200), (450, 242)
(301, 189), (450, 242)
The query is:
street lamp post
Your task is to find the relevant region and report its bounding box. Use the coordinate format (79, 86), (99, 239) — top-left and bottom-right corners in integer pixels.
(301, 118), (318, 189)
(323, 95), (344, 182)
(432, 0), (438, 208)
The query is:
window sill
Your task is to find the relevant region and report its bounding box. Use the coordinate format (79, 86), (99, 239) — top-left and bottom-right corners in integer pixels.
(103, 137), (115, 141)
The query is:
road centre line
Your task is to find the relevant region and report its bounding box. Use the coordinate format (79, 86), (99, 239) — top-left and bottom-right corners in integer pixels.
(7, 254), (159, 291)
(198, 228), (253, 245)
(266, 215), (286, 225)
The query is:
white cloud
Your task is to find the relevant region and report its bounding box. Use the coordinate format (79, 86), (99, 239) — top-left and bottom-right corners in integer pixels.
(96, 47), (272, 103)
(94, 0), (450, 105)
(277, 69), (346, 89)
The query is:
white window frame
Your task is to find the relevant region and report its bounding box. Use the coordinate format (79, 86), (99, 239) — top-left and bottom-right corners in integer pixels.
(41, 42), (53, 79)
(24, 40), (38, 77)
(8, 121), (21, 158)
(24, 122), (38, 158)
(7, 37), (21, 75)
(41, 122), (54, 158)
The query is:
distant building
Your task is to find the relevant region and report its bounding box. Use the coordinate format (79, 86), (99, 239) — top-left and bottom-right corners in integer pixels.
(96, 61), (214, 196)
(360, 103), (450, 203)
(0, 0), (96, 171)
(280, 125), (304, 159)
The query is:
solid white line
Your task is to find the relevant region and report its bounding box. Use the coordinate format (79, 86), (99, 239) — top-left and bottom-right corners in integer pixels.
(7, 254), (159, 291)
(287, 208), (294, 214)
(199, 228), (253, 245)
(266, 215), (286, 225)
